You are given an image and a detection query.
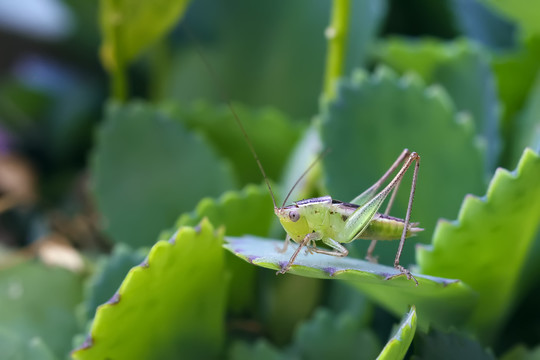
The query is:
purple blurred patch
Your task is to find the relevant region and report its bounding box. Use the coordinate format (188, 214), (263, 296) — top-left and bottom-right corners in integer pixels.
(323, 267), (337, 276)
(0, 127), (13, 155)
(247, 255), (260, 263)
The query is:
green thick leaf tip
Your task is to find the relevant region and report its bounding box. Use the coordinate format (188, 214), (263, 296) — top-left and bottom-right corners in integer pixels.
(72, 219), (227, 359)
(377, 306), (417, 360)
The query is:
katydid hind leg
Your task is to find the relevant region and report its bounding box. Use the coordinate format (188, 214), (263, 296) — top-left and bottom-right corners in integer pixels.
(350, 149), (411, 206)
(391, 153), (420, 286)
(366, 169), (403, 263)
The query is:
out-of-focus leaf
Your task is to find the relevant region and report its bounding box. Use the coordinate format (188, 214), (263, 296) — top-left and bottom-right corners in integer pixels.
(176, 184), (273, 313)
(377, 306), (417, 360)
(291, 308), (380, 360)
(376, 38), (499, 170)
(92, 101), (234, 247)
(82, 244), (147, 322)
(225, 236), (477, 330)
(448, 0), (516, 50)
(99, 0), (190, 70)
(229, 340), (296, 360)
(417, 149), (540, 339)
(0, 262), (83, 358)
(0, 328), (57, 360)
(72, 219), (227, 359)
(320, 66), (485, 265)
(509, 72), (540, 165)
(492, 36), (540, 135)
(478, 0), (540, 38)
(164, 101), (304, 185)
(501, 345), (540, 360)
(412, 329), (495, 360)
(167, 0), (387, 118)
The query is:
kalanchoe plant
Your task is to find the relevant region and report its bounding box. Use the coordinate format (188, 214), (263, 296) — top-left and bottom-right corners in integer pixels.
(0, 1), (539, 360)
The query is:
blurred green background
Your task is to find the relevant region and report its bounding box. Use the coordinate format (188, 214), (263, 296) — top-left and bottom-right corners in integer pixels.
(1, 0), (540, 359)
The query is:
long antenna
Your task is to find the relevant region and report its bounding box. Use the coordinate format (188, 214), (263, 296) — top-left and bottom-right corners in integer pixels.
(184, 26), (277, 208)
(281, 149), (330, 208)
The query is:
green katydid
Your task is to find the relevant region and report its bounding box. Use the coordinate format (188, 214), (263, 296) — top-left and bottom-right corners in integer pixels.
(227, 100), (422, 284)
(190, 30), (422, 284)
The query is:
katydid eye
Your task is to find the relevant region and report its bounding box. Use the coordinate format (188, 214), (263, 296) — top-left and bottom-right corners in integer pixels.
(289, 211), (300, 222)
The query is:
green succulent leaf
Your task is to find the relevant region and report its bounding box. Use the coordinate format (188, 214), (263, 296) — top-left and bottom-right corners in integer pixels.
(0, 262), (83, 358)
(72, 219), (227, 360)
(501, 345), (540, 360)
(291, 308), (381, 360)
(229, 340), (296, 360)
(320, 66), (485, 265)
(163, 101), (305, 185)
(0, 328), (57, 360)
(225, 236), (477, 329)
(412, 329), (495, 360)
(92, 101), (234, 247)
(99, 0), (190, 70)
(375, 38), (499, 170)
(176, 184), (273, 313)
(82, 244), (147, 322)
(417, 148), (540, 338)
(509, 71), (540, 165)
(492, 36), (540, 130)
(377, 306), (417, 360)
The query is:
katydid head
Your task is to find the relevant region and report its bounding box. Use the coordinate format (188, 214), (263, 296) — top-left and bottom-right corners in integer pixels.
(274, 205), (310, 242)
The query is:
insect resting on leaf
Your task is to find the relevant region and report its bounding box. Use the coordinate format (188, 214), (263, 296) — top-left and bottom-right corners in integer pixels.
(190, 31), (423, 285)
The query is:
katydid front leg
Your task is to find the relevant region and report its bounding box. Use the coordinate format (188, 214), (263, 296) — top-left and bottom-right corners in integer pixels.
(277, 232), (320, 274)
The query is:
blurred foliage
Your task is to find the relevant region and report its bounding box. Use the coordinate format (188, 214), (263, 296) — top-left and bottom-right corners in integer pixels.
(0, 0), (539, 359)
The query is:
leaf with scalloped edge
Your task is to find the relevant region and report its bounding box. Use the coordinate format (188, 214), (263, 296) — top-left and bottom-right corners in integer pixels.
(224, 236), (477, 330)
(375, 38), (499, 171)
(163, 101), (305, 185)
(320, 66), (485, 266)
(92, 101), (234, 247)
(291, 308), (381, 360)
(417, 148), (540, 339)
(176, 184), (273, 313)
(72, 219), (227, 360)
(376, 306), (417, 360)
(81, 244), (147, 322)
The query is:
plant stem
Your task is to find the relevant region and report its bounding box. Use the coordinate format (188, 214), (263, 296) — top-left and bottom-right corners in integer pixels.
(322, 0), (351, 103)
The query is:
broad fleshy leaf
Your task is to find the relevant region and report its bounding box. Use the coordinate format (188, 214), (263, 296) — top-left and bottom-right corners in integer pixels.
(92, 101), (234, 247)
(72, 220), (227, 359)
(413, 329), (495, 360)
(81, 244), (147, 322)
(0, 262), (83, 358)
(375, 38), (500, 170)
(417, 149), (540, 338)
(0, 328), (56, 360)
(291, 308), (381, 360)
(377, 306), (417, 360)
(163, 101), (305, 185)
(176, 184), (273, 313)
(320, 66), (485, 265)
(225, 236), (477, 329)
